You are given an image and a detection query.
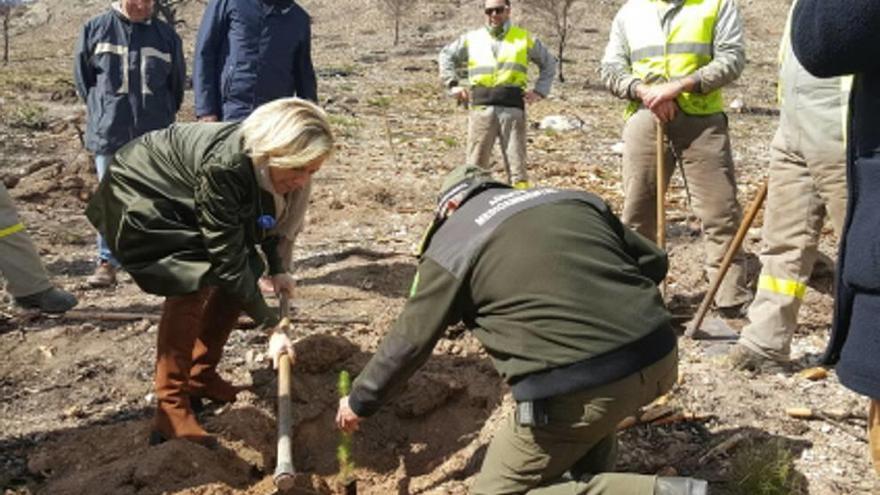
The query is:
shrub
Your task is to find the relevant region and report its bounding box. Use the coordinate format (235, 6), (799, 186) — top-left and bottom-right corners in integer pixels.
(727, 439), (807, 495)
(6, 102), (47, 130)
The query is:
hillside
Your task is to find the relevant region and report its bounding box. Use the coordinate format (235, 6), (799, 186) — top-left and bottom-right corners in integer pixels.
(0, 1), (877, 494)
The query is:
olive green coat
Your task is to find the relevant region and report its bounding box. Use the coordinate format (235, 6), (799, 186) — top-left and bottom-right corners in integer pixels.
(86, 122), (282, 327)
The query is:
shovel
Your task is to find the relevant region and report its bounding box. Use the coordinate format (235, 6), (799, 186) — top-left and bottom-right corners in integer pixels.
(685, 180), (768, 339)
(273, 292), (296, 491)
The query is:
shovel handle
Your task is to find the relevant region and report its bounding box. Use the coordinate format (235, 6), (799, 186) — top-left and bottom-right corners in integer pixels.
(656, 121), (667, 251)
(273, 292), (296, 489)
(656, 122), (668, 299)
(273, 353), (295, 489)
(685, 180), (767, 337)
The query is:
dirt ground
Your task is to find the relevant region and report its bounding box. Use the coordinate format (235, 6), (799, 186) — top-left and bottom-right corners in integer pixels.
(0, 0), (878, 494)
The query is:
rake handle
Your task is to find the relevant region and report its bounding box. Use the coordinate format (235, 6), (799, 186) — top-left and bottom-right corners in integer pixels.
(685, 180), (768, 337)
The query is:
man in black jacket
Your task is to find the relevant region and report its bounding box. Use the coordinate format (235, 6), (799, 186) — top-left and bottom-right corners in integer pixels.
(336, 166), (707, 494)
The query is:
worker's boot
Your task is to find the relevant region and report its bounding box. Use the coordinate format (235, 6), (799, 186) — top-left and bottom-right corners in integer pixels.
(87, 261), (117, 288)
(189, 287), (244, 412)
(150, 289), (216, 448)
(727, 343), (789, 374)
(15, 287), (78, 313)
(654, 477), (709, 495)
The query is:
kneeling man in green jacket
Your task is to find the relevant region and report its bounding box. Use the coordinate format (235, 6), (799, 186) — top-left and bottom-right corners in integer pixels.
(336, 166), (706, 494)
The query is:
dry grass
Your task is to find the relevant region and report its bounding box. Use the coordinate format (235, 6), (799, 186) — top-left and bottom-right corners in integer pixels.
(727, 439), (808, 495)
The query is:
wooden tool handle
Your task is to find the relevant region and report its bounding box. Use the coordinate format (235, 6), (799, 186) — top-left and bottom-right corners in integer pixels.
(273, 292), (296, 489)
(686, 180), (768, 337)
(656, 121), (667, 251)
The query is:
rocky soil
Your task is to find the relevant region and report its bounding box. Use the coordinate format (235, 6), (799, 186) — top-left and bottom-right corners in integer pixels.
(0, 0), (878, 494)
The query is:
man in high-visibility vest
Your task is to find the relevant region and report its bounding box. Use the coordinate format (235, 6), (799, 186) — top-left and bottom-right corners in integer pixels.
(600, 0), (750, 312)
(438, 0), (557, 189)
(0, 184), (78, 314)
(729, 2), (850, 373)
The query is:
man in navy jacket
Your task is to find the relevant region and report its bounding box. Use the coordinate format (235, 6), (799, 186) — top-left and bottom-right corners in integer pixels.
(74, 0), (185, 287)
(792, 0), (880, 475)
(193, 0), (317, 123)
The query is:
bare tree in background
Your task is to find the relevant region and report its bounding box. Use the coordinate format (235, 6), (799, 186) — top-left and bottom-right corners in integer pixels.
(154, 0), (191, 29)
(1, 0), (32, 65)
(521, 0), (584, 82)
(375, 0), (415, 46)
(1, 4), (8, 65)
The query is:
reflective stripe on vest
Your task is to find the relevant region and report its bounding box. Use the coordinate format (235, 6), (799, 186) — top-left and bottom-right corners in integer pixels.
(466, 26), (533, 89)
(625, 0), (723, 116)
(841, 75), (853, 142)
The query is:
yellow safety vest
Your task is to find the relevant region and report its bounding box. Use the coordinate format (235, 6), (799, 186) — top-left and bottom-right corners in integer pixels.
(625, 0), (723, 116)
(466, 26), (533, 89)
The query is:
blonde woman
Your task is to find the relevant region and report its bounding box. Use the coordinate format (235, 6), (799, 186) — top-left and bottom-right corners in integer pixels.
(86, 98), (334, 446)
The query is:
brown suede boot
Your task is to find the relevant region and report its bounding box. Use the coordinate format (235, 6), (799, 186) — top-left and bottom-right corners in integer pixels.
(189, 287), (245, 408)
(151, 289), (216, 447)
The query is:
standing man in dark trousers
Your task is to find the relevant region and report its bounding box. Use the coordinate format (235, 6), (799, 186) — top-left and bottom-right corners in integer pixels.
(792, 0), (880, 475)
(74, 0), (185, 288)
(193, 0), (317, 123)
(336, 166), (707, 494)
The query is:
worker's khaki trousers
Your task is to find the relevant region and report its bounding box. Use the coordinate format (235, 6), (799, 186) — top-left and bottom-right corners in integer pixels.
(871, 399), (880, 475)
(739, 126), (846, 360)
(467, 105), (528, 185)
(0, 183), (51, 298)
(621, 109), (749, 307)
(471, 349), (677, 494)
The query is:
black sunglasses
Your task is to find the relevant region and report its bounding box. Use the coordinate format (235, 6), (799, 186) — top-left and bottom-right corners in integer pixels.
(484, 6), (508, 15)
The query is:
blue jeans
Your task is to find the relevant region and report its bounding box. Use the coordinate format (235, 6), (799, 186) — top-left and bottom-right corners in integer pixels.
(94, 154), (119, 267)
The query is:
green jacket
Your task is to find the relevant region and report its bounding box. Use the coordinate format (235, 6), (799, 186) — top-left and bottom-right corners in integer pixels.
(349, 187), (674, 417)
(86, 122), (283, 327)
